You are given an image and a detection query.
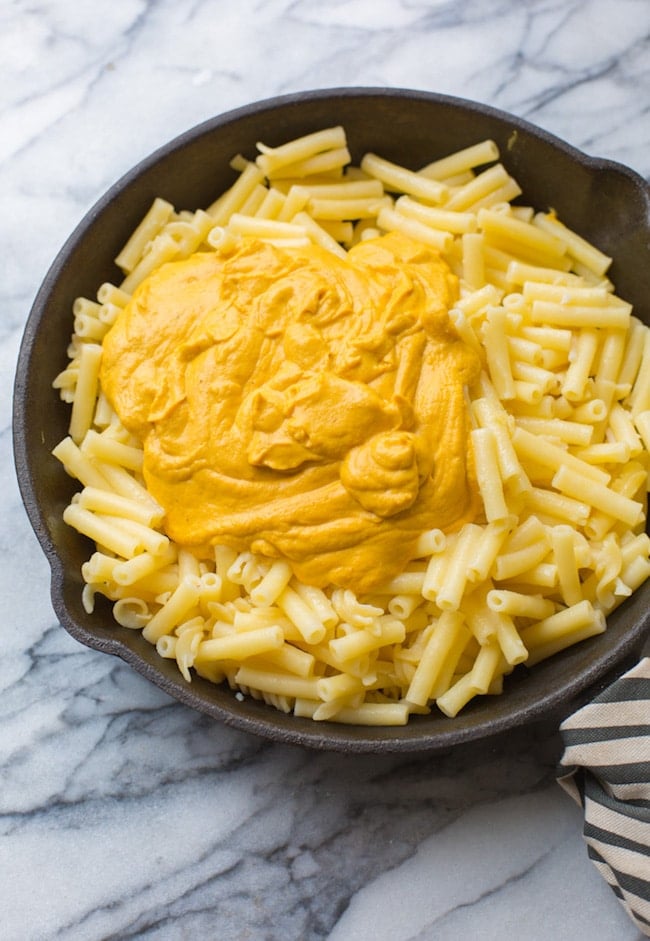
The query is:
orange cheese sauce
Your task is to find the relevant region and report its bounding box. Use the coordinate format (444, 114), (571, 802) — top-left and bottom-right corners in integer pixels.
(100, 232), (481, 590)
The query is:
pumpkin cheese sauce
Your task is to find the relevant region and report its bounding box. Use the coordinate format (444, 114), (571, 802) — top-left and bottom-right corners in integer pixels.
(100, 233), (481, 592)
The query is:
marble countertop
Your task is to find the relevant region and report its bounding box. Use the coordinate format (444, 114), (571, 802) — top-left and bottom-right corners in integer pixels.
(3, 1), (649, 938)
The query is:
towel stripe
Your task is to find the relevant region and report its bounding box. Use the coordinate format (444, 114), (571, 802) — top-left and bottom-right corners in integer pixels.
(584, 676), (650, 704)
(588, 853), (650, 930)
(561, 699), (650, 729)
(585, 828), (650, 881)
(558, 657), (650, 937)
(562, 721), (650, 743)
(585, 819), (650, 859)
(584, 793), (650, 845)
(561, 734), (650, 771)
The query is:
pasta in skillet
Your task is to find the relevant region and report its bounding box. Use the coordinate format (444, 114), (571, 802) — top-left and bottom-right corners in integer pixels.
(53, 125), (650, 725)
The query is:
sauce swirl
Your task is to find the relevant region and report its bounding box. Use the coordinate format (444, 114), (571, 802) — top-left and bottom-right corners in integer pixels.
(101, 232), (480, 589)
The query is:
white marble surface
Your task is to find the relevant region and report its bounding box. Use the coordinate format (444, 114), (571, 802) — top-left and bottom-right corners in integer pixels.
(3, 1), (649, 938)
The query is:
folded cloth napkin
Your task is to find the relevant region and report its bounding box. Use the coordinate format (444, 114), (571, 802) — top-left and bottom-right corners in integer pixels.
(558, 657), (650, 936)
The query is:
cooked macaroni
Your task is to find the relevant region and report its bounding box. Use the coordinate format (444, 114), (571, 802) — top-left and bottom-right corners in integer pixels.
(52, 126), (650, 725)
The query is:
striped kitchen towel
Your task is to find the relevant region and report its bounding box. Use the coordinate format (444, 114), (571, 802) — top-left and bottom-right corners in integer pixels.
(558, 657), (650, 936)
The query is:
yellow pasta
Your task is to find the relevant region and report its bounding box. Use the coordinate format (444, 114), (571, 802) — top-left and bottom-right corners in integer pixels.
(533, 212), (612, 276)
(551, 526), (583, 606)
(114, 197), (174, 273)
(487, 589), (556, 620)
(435, 671), (480, 718)
(112, 547), (176, 587)
(361, 151), (449, 203)
(97, 282), (132, 307)
(76, 486), (163, 528)
(233, 666), (321, 701)
(50, 124), (650, 726)
(120, 233), (182, 294)
(406, 612), (466, 707)
(113, 597), (151, 629)
(290, 210), (348, 258)
(276, 587), (327, 645)
(308, 195), (389, 220)
(478, 207), (569, 267)
(471, 428), (510, 523)
(63, 504), (154, 560)
(142, 577), (201, 644)
(444, 164), (509, 211)
(375, 205), (452, 252)
(436, 524), (483, 611)
(53, 436), (111, 491)
(249, 560), (293, 607)
(481, 307), (516, 399)
(207, 161), (265, 222)
(419, 139), (499, 179)
(68, 343), (103, 444)
(256, 126), (347, 175)
(512, 426), (611, 484)
(328, 620), (404, 662)
(197, 626), (284, 663)
(394, 195), (477, 234)
(523, 486), (590, 527)
(531, 300), (630, 330)
(471, 396), (528, 492)
(460, 232), (485, 289)
(80, 429), (144, 473)
(514, 415), (594, 448)
(628, 329), (650, 415)
(494, 538), (551, 582)
(552, 464), (643, 528)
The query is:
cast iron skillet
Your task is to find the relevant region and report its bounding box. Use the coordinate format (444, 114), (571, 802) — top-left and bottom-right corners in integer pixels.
(13, 88), (650, 752)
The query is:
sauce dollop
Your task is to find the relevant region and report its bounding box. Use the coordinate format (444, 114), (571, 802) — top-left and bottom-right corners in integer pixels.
(101, 233), (480, 589)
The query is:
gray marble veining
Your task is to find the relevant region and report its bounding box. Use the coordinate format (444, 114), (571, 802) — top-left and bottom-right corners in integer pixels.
(3, 1), (649, 938)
